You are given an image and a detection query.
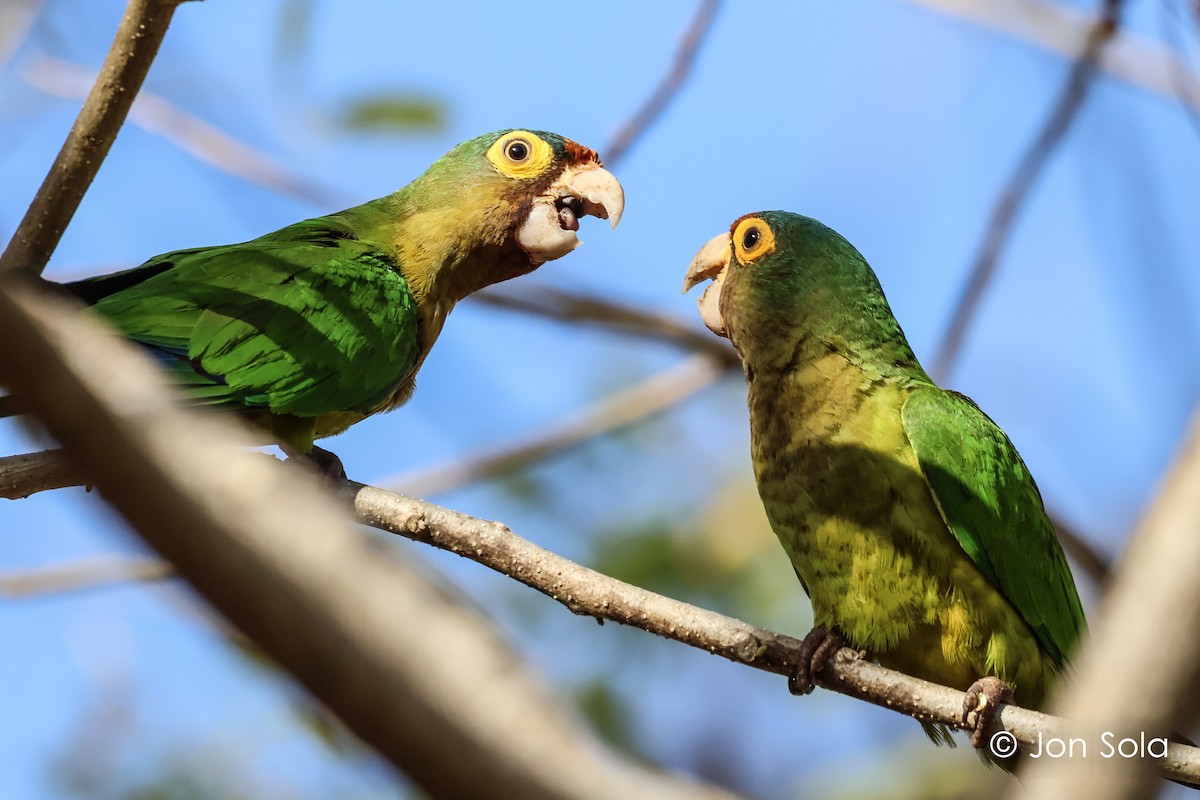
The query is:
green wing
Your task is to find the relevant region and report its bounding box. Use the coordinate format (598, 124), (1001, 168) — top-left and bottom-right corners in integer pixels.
(901, 386), (1085, 667)
(68, 218), (420, 418)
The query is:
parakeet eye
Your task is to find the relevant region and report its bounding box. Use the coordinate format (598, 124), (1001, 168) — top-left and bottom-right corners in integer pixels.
(504, 139), (531, 162)
(486, 130), (555, 179)
(732, 216), (777, 264)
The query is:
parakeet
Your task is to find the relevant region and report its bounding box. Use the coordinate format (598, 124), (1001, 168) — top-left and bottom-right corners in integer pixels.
(683, 211), (1085, 749)
(5, 129), (622, 476)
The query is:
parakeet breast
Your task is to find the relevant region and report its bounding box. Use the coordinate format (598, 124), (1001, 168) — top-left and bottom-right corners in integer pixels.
(747, 348), (1059, 706)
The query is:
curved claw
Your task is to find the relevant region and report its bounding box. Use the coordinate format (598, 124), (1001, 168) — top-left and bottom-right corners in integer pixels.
(963, 675), (1014, 750)
(788, 624), (845, 696)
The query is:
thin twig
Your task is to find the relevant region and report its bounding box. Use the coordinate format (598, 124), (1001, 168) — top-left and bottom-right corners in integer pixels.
(603, 0), (722, 167)
(929, 0), (1124, 382)
(21, 52), (348, 208)
(0, 556), (173, 598)
(475, 283), (739, 367)
(0, 0), (195, 277)
(381, 353), (729, 497)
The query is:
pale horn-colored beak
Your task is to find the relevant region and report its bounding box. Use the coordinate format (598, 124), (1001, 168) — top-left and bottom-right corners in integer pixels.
(561, 163), (624, 229)
(517, 163), (624, 264)
(682, 232), (731, 338)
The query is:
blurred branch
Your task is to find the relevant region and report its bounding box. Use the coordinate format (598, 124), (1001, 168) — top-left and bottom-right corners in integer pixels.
(476, 283), (739, 366)
(1161, 0), (1200, 138)
(21, 52), (349, 208)
(1048, 513), (1110, 587)
(929, 0), (1124, 382)
(603, 0), (722, 166)
(0, 280), (740, 800)
(1015, 408), (1200, 800)
(0, 556), (172, 598)
(0, 0), (195, 277)
(382, 353), (729, 498)
(897, 0), (1200, 112)
(0, 0), (41, 76)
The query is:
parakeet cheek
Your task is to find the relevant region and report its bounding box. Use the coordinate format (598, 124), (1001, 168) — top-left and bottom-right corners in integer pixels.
(515, 163), (623, 264)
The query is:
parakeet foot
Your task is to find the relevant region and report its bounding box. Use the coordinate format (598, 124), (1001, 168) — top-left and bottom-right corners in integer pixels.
(963, 676), (1014, 749)
(307, 446), (347, 481)
(787, 625), (845, 696)
(282, 444), (347, 482)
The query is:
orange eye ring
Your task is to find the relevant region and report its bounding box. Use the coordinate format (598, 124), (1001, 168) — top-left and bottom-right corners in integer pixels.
(731, 217), (776, 264)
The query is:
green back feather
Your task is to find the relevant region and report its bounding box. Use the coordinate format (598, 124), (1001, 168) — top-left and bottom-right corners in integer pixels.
(901, 387), (1085, 666)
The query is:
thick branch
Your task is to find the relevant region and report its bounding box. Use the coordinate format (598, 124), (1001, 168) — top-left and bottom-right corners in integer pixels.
(0, 0), (194, 276)
(929, 0), (1124, 381)
(0, 281), (739, 800)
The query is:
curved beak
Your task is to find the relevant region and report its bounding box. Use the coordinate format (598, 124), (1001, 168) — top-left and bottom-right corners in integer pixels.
(517, 163), (624, 264)
(558, 163), (624, 229)
(682, 232), (731, 338)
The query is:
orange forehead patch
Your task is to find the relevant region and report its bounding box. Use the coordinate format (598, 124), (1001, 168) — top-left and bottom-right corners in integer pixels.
(563, 139), (602, 167)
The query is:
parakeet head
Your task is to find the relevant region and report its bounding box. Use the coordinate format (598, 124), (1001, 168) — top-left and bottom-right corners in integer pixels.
(682, 211), (910, 368)
(388, 129), (623, 289)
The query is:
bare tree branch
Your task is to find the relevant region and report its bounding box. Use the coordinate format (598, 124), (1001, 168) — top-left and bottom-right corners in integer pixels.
(0, 448), (86, 499)
(21, 52), (349, 208)
(895, 0), (1200, 112)
(929, 0), (1124, 382)
(1015, 407), (1200, 799)
(476, 283), (739, 366)
(603, 0), (722, 167)
(346, 481), (1200, 785)
(0, 0), (195, 277)
(0, 279), (741, 800)
(1049, 512), (1111, 588)
(381, 353), (728, 498)
(0, 556), (172, 598)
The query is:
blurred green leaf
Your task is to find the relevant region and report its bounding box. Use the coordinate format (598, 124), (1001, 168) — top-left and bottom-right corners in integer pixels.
(574, 680), (638, 755)
(338, 94), (446, 134)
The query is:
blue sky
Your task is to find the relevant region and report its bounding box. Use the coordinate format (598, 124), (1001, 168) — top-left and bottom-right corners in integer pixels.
(3, 1), (1200, 798)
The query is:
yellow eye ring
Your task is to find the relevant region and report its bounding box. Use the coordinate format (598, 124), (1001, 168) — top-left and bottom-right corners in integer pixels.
(487, 131), (553, 179)
(731, 217), (776, 264)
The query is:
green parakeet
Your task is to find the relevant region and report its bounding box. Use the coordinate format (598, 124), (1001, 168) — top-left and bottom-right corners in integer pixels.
(683, 211), (1085, 748)
(9, 129), (623, 475)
